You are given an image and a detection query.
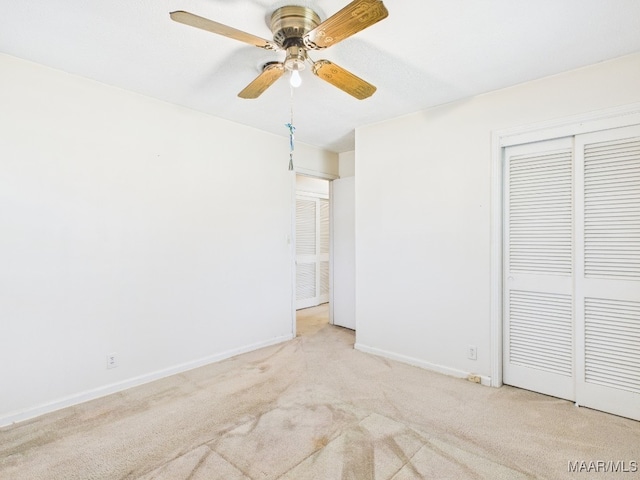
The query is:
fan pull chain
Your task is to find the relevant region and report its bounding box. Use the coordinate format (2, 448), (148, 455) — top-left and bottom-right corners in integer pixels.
(286, 83), (295, 171)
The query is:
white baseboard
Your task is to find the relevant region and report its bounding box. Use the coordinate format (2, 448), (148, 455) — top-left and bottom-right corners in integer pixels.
(0, 334), (293, 428)
(354, 343), (492, 386)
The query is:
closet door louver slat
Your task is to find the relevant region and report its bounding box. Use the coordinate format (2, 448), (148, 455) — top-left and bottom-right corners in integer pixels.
(509, 149), (573, 275)
(318, 198), (330, 303)
(296, 263), (316, 300)
(296, 199), (316, 256)
(320, 199), (330, 254)
(509, 291), (573, 376)
(584, 138), (640, 279)
(320, 261), (330, 296)
(585, 298), (640, 394)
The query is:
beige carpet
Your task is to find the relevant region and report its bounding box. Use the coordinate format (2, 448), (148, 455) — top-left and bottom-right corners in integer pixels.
(1, 304), (639, 479)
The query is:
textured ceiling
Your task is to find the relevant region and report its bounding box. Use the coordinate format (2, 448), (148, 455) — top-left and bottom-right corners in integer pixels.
(2, 0), (640, 152)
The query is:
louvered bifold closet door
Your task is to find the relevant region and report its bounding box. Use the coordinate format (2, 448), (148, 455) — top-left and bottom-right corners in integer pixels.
(575, 124), (640, 421)
(296, 196), (318, 309)
(318, 198), (330, 303)
(503, 137), (575, 401)
(296, 195), (330, 310)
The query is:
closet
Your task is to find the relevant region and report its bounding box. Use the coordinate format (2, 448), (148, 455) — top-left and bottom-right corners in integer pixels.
(503, 124), (640, 420)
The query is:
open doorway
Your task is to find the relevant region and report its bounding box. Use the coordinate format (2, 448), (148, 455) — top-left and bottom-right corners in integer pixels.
(295, 175), (330, 332)
(296, 303), (330, 337)
(294, 173), (356, 336)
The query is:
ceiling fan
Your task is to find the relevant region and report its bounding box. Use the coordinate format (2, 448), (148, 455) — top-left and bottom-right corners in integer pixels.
(170, 0), (389, 100)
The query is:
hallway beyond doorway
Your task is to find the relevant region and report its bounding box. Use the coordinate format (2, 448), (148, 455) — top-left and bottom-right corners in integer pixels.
(296, 303), (329, 337)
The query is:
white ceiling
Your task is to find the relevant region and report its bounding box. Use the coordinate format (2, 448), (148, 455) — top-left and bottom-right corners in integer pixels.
(2, 0), (640, 153)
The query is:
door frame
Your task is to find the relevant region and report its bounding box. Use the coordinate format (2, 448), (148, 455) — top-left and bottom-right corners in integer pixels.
(489, 102), (640, 388)
(290, 172), (337, 337)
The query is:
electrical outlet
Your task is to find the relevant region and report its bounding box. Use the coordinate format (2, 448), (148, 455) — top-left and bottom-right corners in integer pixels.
(107, 353), (118, 369)
(468, 345), (477, 360)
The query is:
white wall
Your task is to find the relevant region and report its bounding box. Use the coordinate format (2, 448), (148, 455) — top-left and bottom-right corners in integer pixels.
(332, 176), (356, 330)
(339, 151), (355, 178)
(0, 53), (337, 425)
(295, 175), (329, 196)
(355, 53), (640, 382)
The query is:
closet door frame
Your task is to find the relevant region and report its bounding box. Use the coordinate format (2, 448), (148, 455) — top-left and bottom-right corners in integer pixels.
(490, 102), (640, 389)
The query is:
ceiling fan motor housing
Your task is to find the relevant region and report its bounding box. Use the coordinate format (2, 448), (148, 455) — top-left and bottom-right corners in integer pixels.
(271, 6), (320, 71)
(270, 6), (321, 47)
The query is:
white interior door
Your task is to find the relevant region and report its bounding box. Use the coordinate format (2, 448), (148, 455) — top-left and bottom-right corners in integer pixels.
(296, 194), (329, 310)
(574, 125), (640, 421)
(503, 137), (575, 401)
(332, 177), (356, 330)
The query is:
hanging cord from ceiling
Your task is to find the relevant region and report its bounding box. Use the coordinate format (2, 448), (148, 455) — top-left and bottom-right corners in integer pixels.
(286, 81), (296, 171)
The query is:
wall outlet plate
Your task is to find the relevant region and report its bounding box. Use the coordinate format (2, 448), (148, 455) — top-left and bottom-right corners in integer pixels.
(107, 353), (118, 369)
(468, 345), (477, 360)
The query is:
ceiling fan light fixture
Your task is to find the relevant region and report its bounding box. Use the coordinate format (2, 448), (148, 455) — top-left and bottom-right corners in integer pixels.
(290, 70), (302, 88)
(283, 44), (307, 72)
(170, 1), (389, 100)
(283, 43), (306, 87)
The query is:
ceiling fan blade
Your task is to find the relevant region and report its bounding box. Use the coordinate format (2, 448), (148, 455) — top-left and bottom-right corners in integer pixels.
(238, 63), (285, 99)
(312, 60), (376, 100)
(304, 0), (388, 49)
(170, 11), (278, 50)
